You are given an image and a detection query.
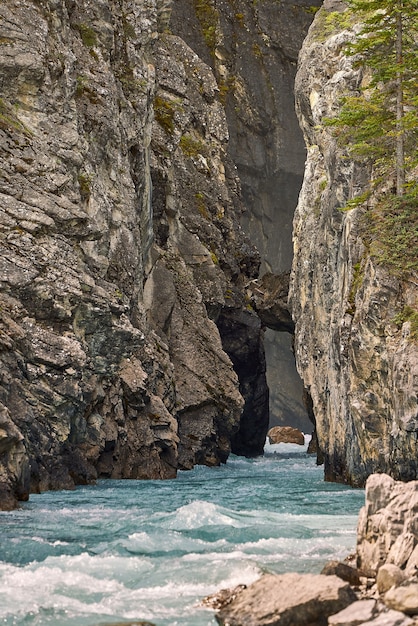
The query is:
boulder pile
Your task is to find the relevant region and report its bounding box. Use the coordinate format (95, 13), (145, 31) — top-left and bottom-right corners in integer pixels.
(208, 474), (418, 626)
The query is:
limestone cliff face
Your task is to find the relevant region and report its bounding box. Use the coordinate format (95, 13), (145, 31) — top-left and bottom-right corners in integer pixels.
(289, 1), (418, 486)
(0, 0), (260, 509)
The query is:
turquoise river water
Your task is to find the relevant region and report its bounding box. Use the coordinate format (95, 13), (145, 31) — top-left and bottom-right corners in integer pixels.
(0, 438), (365, 626)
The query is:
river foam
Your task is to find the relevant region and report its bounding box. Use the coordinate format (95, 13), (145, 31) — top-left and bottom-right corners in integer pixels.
(0, 438), (364, 626)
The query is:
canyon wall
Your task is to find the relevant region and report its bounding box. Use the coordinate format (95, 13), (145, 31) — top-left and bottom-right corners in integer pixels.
(289, 0), (418, 486)
(0, 0), (265, 509)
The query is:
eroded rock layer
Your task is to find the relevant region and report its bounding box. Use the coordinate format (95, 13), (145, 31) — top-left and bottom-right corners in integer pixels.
(0, 0), (265, 509)
(289, 1), (418, 486)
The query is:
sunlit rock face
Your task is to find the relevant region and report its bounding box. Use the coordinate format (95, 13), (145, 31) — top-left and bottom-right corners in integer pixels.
(0, 0), (264, 509)
(289, 2), (418, 486)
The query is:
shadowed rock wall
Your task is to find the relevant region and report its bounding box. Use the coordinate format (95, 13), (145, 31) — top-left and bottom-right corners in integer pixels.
(171, 0), (321, 433)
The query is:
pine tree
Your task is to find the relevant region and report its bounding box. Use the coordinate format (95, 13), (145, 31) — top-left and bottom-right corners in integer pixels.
(325, 1), (418, 276)
(327, 0), (418, 197)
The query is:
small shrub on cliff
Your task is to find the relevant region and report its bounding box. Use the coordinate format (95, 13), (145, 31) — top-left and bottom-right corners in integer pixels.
(360, 193), (418, 276)
(154, 95), (182, 134)
(0, 98), (32, 137)
(312, 8), (354, 42)
(393, 305), (418, 341)
(180, 133), (206, 158)
(73, 23), (98, 48)
(195, 192), (209, 219)
(78, 172), (93, 201)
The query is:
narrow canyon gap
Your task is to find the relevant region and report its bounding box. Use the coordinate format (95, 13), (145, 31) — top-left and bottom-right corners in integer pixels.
(170, 0), (322, 438)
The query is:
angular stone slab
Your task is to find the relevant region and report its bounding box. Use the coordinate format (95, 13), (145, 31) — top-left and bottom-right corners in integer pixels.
(216, 572), (357, 626)
(328, 599), (376, 625)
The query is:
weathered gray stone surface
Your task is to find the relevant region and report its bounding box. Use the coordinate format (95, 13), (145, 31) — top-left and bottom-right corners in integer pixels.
(328, 599), (377, 626)
(148, 31), (262, 466)
(377, 565), (406, 595)
(0, 0), (265, 508)
(384, 583), (418, 616)
(362, 613), (414, 626)
(215, 572), (357, 626)
(321, 560), (362, 587)
(249, 272), (294, 334)
(289, 2), (418, 486)
(330, 604), (414, 626)
(357, 475), (418, 577)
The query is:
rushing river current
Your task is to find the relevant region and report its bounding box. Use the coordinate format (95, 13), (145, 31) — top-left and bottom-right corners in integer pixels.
(0, 438), (364, 626)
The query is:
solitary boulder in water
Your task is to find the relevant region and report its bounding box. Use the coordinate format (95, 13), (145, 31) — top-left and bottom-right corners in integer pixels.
(216, 572), (357, 626)
(267, 426), (305, 445)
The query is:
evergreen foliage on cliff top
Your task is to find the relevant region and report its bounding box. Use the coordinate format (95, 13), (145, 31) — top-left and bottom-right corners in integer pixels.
(325, 0), (418, 277)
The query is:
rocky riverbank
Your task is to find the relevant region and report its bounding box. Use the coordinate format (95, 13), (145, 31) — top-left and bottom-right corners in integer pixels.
(205, 474), (418, 626)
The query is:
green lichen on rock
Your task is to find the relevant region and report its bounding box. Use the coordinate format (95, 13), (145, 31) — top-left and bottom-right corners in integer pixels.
(192, 0), (219, 57)
(0, 98), (32, 136)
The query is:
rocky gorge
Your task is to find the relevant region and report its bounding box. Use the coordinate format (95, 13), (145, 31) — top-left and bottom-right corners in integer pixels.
(0, 0), (258, 508)
(0, 0), (417, 519)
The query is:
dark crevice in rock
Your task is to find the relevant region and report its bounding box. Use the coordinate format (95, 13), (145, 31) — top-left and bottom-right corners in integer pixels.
(217, 308), (269, 458)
